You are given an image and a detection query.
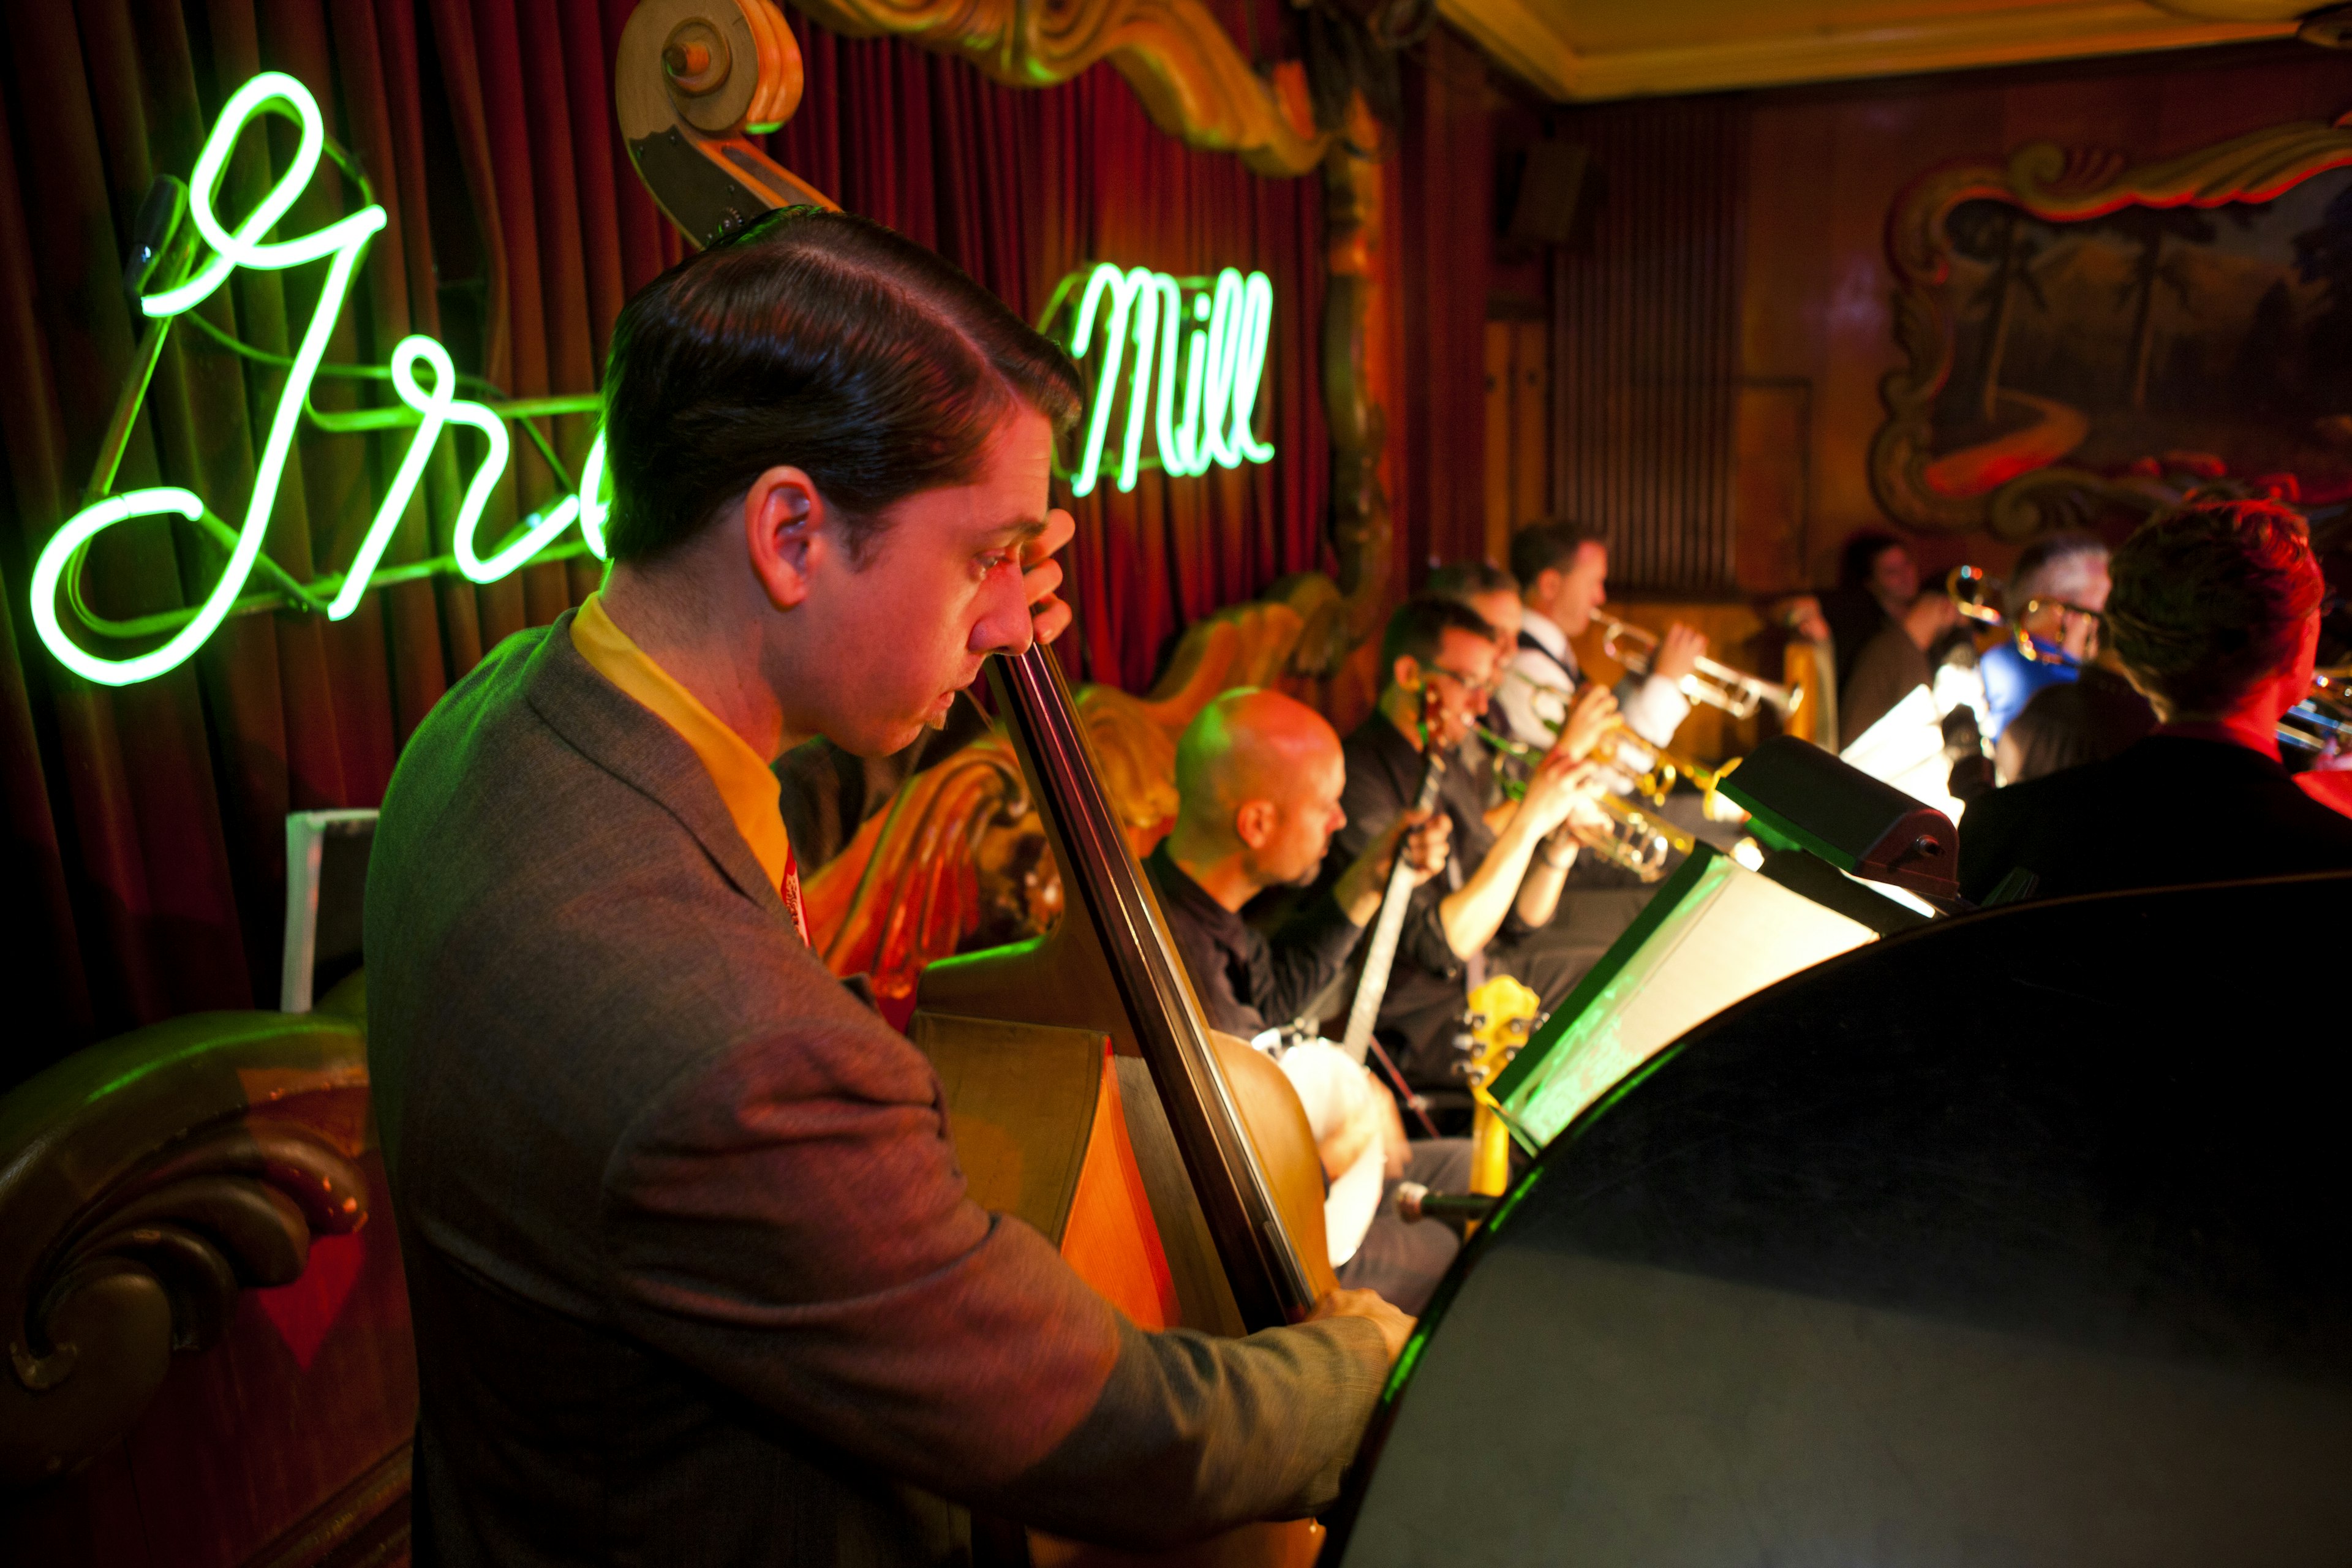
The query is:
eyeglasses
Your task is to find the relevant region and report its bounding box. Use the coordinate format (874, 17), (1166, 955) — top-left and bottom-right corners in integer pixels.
(1424, 665), (1502, 700)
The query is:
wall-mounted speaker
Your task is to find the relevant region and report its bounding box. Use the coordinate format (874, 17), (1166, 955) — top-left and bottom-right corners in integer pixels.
(1506, 138), (1589, 251)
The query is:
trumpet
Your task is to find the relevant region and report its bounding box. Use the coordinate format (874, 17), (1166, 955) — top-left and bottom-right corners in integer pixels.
(1593, 612), (1800, 722)
(1474, 726), (1697, 882)
(1491, 686), (1735, 812)
(1589, 718), (1732, 810)
(1947, 565), (2100, 666)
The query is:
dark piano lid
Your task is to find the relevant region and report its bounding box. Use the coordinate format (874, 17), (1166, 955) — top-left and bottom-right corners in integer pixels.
(1325, 870), (2352, 1568)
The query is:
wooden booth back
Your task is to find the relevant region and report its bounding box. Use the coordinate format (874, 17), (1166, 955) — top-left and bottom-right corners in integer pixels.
(1, 981), (416, 1568)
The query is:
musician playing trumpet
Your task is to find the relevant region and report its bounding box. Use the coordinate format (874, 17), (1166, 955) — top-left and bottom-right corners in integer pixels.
(1500, 519), (1709, 751)
(1313, 597), (1615, 1114)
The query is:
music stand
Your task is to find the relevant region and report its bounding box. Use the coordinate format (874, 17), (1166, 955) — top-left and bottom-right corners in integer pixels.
(1491, 842), (1880, 1153)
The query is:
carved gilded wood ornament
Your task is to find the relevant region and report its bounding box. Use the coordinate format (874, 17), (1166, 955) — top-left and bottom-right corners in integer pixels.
(788, 0), (1331, 174)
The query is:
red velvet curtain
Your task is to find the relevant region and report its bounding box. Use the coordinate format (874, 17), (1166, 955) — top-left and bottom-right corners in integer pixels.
(0, 0), (1327, 1085)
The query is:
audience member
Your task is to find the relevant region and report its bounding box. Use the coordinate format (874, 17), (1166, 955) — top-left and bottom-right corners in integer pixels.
(1959, 500), (2352, 902)
(1841, 590), (1959, 744)
(1820, 531), (1918, 695)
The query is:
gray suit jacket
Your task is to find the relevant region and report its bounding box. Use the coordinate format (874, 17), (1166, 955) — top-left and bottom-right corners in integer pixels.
(365, 614), (1389, 1567)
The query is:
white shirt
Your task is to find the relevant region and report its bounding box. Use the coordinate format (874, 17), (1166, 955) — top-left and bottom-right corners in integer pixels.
(1499, 606), (1691, 751)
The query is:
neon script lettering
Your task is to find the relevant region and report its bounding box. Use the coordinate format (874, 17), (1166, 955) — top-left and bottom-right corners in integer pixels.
(33, 72), (606, 688)
(1049, 263), (1275, 498)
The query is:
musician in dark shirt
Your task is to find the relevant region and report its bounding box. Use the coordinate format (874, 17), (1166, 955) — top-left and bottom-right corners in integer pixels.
(1320, 598), (1610, 1096)
(1143, 687), (1466, 1310)
(1961, 499), (2352, 902)
(1993, 657), (2155, 786)
(1144, 688), (1450, 1037)
(1425, 560), (1526, 810)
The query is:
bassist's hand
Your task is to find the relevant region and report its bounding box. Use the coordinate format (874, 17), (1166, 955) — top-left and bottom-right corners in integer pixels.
(1307, 1287), (1417, 1365)
(1023, 508), (1078, 645)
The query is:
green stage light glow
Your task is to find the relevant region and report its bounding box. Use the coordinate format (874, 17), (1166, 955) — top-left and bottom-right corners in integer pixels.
(35, 71), (605, 687)
(1049, 262), (1275, 497)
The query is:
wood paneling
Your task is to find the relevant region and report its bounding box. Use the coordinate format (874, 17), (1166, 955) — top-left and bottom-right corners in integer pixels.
(1403, 26), (1498, 582)
(1484, 323), (1515, 560)
(1733, 379), (1811, 592)
(1551, 98), (1747, 594)
(1510, 322), (1551, 531)
(1482, 318), (1554, 564)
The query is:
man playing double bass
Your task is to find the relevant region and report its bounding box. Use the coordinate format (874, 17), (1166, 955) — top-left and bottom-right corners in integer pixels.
(364, 209), (1410, 1568)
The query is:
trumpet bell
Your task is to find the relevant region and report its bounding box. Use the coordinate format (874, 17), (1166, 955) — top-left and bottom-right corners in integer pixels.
(1567, 794), (1697, 883)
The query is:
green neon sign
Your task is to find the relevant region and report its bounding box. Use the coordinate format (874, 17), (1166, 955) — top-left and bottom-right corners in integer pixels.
(32, 72), (606, 688)
(1043, 263), (1275, 497)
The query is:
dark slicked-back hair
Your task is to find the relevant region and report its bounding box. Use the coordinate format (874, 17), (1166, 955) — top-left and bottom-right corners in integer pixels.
(1509, 520), (1604, 587)
(600, 206), (1084, 564)
(1426, 560), (1520, 602)
(2105, 500), (2322, 717)
(1379, 596), (1497, 688)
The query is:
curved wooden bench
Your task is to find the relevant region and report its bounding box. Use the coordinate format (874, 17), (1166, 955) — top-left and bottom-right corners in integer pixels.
(1, 985), (415, 1568)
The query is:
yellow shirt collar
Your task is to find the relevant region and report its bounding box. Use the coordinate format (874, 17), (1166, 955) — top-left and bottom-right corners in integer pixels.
(570, 592), (795, 898)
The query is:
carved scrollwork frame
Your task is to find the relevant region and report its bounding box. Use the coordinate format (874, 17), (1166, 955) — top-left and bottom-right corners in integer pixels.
(1871, 111), (2352, 539)
(785, 0), (1330, 175)
(1, 1011), (372, 1485)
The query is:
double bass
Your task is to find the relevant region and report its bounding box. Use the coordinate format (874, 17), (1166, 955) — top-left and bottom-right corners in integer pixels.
(615, 7), (1344, 1564)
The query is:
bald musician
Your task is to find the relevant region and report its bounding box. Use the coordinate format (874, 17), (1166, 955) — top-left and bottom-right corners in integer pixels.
(364, 209), (1407, 1568)
(1147, 688), (1451, 1039)
(1144, 690), (1471, 1311)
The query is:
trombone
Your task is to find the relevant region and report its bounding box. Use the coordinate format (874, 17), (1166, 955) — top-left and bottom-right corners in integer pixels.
(1592, 612), (1800, 722)
(1474, 726), (1696, 883)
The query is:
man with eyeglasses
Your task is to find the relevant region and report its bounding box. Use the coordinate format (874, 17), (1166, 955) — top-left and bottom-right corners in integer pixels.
(1316, 597), (1611, 1112)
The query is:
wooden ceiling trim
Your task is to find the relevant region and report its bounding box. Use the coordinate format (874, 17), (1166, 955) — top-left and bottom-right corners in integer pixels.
(1438, 0), (2305, 101)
